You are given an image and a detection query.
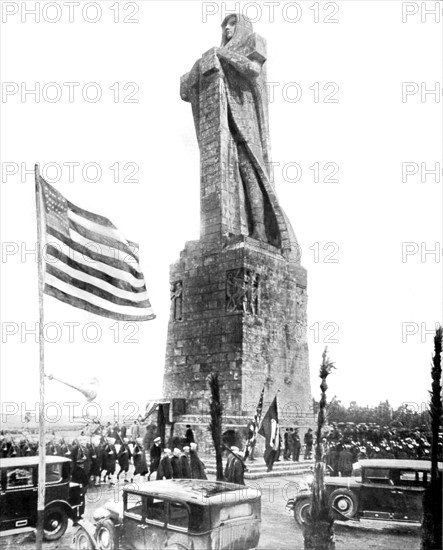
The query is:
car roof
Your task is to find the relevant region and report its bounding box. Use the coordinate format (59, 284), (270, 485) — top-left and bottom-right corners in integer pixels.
(0, 456), (72, 468)
(123, 479), (261, 506)
(356, 459), (443, 471)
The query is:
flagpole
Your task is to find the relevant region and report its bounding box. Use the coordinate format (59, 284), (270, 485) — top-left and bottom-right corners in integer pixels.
(35, 163), (46, 550)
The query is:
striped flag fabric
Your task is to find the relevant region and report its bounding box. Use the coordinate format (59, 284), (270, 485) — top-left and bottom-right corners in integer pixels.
(244, 385), (264, 460)
(39, 176), (155, 322)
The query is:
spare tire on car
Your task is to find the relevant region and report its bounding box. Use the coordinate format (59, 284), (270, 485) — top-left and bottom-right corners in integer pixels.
(328, 488), (358, 520)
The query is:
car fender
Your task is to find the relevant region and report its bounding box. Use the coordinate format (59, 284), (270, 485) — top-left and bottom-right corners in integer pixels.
(71, 520), (100, 550)
(287, 487), (312, 505)
(330, 506), (354, 522)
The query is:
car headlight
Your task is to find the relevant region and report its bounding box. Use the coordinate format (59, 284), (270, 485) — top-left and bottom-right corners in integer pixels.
(292, 480), (309, 494)
(93, 507), (110, 522)
(305, 474), (314, 486)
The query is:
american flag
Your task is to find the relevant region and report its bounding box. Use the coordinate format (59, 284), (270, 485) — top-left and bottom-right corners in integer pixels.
(244, 385), (265, 460)
(39, 176), (155, 322)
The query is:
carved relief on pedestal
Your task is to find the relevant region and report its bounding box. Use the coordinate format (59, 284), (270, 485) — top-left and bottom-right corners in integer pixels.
(296, 286), (307, 325)
(295, 285), (308, 344)
(226, 268), (259, 314)
(170, 281), (183, 321)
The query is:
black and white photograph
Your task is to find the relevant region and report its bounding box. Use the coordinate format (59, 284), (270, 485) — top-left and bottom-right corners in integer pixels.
(1, 1), (442, 549)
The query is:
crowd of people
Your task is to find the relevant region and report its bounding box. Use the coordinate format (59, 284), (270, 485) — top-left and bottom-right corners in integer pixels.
(0, 421), (209, 490)
(323, 422), (442, 476)
(2, 419), (441, 485)
(282, 427), (314, 462)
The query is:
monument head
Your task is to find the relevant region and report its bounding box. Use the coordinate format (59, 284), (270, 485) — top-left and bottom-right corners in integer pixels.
(220, 13), (253, 47)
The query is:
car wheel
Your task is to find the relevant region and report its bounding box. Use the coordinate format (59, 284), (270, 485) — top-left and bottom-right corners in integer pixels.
(72, 527), (95, 550)
(293, 498), (311, 526)
(96, 519), (117, 550)
(43, 505), (69, 541)
(328, 488), (358, 519)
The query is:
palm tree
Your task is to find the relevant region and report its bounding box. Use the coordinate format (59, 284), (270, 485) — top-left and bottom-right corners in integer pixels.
(303, 347), (336, 550)
(421, 326), (442, 550)
(208, 373), (224, 481)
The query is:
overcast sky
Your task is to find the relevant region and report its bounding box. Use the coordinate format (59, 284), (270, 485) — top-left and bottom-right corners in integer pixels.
(1, 1), (442, 425)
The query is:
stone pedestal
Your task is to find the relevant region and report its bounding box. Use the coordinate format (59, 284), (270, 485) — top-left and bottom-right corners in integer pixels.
(164, 234), (311, 415)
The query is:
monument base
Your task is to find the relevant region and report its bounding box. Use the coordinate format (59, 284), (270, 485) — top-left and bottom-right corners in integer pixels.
(163, 234), (312, 426)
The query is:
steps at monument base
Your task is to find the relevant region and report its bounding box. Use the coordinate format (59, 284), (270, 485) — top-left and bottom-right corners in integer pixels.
(202, 457), (315, 479)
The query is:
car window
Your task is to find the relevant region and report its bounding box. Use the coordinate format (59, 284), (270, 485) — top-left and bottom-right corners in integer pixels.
(168, 502), (189, 530)
(398, 470), (428, 487)
(46, 463), (62, 483)
(7, 467), (33, 488)
(126, 498), (143, 519)
(146, 497), (165, 523)
(220, 503), (252, 521)
(188, 504), (206, 532)
(364, 468), (392, 484)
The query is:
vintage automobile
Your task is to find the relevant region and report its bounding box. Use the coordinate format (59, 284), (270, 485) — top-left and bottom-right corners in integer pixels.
(71, 479), (261, 550)
(0, 455), (85, 540)
(287, 459), (443, 526)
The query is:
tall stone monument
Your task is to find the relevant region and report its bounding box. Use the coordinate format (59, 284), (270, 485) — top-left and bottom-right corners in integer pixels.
(163, 14), (312, 448)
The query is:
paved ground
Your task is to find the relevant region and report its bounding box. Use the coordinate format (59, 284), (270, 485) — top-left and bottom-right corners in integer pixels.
(0, 472), (421, 550)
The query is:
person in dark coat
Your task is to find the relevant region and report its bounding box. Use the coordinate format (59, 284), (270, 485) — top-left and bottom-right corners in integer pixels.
(185, 425), (195, 445)
(8, 438), (22, 458)
(224, 447), (246, 485)
(284, 429), (290, 460)
(149, 437), (162, 479)
(157, 448), (173, 480)
(171, 448), (183, 479)
(132, 437), (149, 481)
(117, 437), (132, 483)
(190, 442), (207, 480)
(71, 438), (90, 490)
(102, 437), (117, 485)
(291, 429), (301, 462)
(46, 436), (58, 457)
(180, 446), (192, 478)
(304, 428), (313, 460)
(90, 436), (103, 486)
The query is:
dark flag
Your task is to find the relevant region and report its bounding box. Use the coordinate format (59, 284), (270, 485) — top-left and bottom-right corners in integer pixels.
(244, 385), (265, 460)
(38, 175), (155, 322)
(258, 395), (279, 472)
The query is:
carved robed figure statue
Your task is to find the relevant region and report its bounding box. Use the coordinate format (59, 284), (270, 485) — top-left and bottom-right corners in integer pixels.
(181, 14), (299, 261)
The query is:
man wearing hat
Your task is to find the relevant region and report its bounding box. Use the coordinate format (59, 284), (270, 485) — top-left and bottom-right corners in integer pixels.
(304, 428), (313, 460)
(291, 428), (301, 462)
(149, 437), (162, 480)
(190, 442), (207, 480)
(102, 437), (117, 485)
(117, 437), (132, 483)
(133, 437), (149, 481)
(90, 435), (103, 486)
